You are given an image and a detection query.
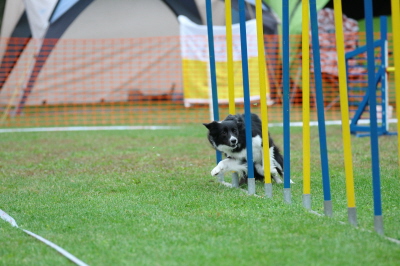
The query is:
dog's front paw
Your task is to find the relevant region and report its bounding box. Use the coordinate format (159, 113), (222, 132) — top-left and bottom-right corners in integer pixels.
(211, 164), (224, 176)
(273, 177), (294, 184)
(273, 176), (283, 184)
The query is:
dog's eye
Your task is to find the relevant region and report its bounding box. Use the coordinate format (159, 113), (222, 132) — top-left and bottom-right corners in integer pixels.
(222, 130), (227, 135)
(232, 129), (237, 134)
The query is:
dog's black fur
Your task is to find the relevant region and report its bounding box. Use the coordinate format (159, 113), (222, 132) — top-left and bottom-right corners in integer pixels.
(203, 113), (285, 185)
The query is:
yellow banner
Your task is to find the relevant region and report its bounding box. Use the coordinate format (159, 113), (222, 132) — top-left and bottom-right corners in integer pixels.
(182, 57), (261, 105)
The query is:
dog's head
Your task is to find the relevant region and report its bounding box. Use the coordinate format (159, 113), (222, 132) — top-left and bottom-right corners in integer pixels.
(203, 115), (244, 150)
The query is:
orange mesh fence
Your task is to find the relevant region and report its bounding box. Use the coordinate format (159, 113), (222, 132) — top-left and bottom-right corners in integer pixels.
(0, 33), (397, 128)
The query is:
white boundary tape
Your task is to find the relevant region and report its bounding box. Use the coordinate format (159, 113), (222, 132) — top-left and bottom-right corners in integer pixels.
(1, 209), (18, 227)
(0, 125), (179, 133)
(22, 229), (89, 266)
(268, 118), (398, 128)
(0, 119), (397, 133)
(1, 209), (89, 266)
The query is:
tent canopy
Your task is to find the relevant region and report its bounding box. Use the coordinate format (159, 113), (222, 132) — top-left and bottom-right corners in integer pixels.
(0, 0), (279, 109)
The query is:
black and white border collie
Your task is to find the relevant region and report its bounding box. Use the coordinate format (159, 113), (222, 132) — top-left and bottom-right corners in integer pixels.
(203, 113), (289, 185)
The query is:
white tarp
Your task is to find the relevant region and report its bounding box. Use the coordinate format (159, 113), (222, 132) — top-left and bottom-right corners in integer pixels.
(179, 15), (262, 107)
(179, 15), (258, 62)
(0, 0), (183, 107)
(23, 0), (58, 39)
(0, 0), (25, 38)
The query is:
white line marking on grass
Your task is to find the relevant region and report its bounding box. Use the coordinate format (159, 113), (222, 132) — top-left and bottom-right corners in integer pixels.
(0, 125), (180, 133)
(1, 209), (18, 227)
(0, 119), (397, 133)
(22, 229), (89, 266)
(1, 209), (89, 266)
(268, 118), (398, 127)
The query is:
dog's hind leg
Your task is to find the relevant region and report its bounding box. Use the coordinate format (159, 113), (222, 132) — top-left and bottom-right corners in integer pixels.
(269, 146), (296, 184)
(274, 172), (294, 184)
(254, 163), (264, 176)
(256, 147), (282, 183)
(271, 171), (283, 184)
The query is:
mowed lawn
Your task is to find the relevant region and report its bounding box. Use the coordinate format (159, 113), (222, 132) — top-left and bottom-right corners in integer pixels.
(0, 124), (399, 265)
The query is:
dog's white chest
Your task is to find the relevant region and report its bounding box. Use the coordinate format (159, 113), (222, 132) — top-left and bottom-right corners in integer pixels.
(219, 135), (263, 163)
(251, 135), (263, 163)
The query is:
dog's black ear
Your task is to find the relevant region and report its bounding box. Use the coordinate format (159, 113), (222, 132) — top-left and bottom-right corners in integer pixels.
(203, 121), (218, 130)
(236, 116), (244, 130)
(225, 114), (235, 120)
(237, 121), (244, 130)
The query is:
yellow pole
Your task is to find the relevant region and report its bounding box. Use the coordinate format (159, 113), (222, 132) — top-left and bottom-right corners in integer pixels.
(225, 0), (241, 188)
(225, 0), (235, 115)
(333, 0), (357, 225)
(390, 0), (400, 166)
(386, 66), (395, 72)
(302, 0), (311, 209)
(255, 0), (272, 196)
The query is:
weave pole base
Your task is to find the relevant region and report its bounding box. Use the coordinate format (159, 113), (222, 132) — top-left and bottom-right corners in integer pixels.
(248, 178), (256, 195)
(348, 207), (357, 227)
(284, 188), (291, 204)
(303, 194), (311, 210)
(374, 215), (384, 235)
(231, 172), (239, 188)
(264, 183), (272, 198)
(217, 173), (224, 183)
(324, 200), (333, 217)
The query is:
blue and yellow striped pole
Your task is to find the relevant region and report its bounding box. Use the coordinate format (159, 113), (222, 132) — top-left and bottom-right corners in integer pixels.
(302, 0), (311, 210)
(225, 0), (236, 116)
(255, 0), (272, 198)
(390, 0), (400, 166)
(364, 0), (384, 235)
(309, 0), (332, 217)
(333, 0), (357, 226)
(238, 0), (256, 195)
(282, 0), (292, 204)
(205, 0), (222, 166)
(225, 0), (240, 187)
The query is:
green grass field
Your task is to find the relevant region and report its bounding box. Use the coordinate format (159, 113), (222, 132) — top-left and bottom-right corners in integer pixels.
(1, 124), (399, 265)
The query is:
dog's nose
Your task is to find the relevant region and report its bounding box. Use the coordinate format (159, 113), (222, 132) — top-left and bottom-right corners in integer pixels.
(230, 138), (237, 145)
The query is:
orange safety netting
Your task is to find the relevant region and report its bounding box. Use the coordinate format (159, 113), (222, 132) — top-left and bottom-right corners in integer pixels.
(0, 33), (396, 128)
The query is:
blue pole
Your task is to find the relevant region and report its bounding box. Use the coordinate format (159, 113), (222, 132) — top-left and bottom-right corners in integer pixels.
(380, 16), (388, 132)
(282, 0), (291, 203)
(309, 0), (332, 216)
(238, 0), (255, 194)
(205, 0), (222, 164)
(364, 0), (384, 235)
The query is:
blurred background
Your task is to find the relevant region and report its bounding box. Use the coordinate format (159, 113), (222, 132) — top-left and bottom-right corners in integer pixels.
(0, 0), (395, 127)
